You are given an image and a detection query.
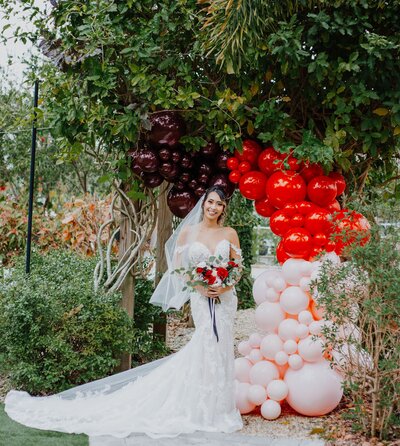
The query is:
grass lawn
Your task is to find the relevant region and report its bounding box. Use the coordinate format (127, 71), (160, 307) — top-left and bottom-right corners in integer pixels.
(0, 403), (88, 446)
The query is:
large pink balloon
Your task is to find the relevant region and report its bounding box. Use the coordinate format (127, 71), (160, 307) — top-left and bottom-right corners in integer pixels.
(255, 302), (285, 333)
(278, 319), (299, 341)
(260, 334), (284, 360)
(298, 336), (324, 362)
(234, 357), (253, 383)
(248, 384), (267, 405)
(280, 286), (310, 315)
(284, 361), (343, 416)
(235, 382), (256, 414)
(282, 259), (312, 285)
(249, 360), (280, 388)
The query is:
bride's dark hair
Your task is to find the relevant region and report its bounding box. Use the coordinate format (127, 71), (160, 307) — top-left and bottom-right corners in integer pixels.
(202, 186), (227, 225)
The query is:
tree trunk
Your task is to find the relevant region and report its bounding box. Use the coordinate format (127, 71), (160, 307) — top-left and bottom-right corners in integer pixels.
(153, 189), (173, 341)
(117, 189), (135, 371)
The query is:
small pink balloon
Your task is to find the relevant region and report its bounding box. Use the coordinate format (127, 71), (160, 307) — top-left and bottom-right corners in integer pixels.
(238, 340), (252, 356)
(248, 348), (263, 364)
(235, 382), (256, 414)
(260, 334), (283, 360)
(248, 384), (267, 405)
(278, 319), (300, 341)
(255, 302), (286, 333)
(280, 286), (309, 315)
(299, 277), (311, 292)
(283, 339), (298, 355)
(265, 288), (280, 302)
(309, 320), (323, 335)
(273, 277), (287, 292)
(234, 357), (253, 382)
(282, 259), (311, 285)
(249, 360), (279, 388)
(288, 354), (304, 370)
(298, 336), (324, 362)
(267, 379), (289, 401)
(284, 361), (343, 416)
(298, 310), (314, 326)
(261, 399), (281, 420)
(296, 323), (310, 339)
(249, 333), (263, 348)
(275, 351), (289, 366)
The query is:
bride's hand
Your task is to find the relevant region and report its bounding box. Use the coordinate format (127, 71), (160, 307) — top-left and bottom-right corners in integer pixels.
(206, 286), (231, 298)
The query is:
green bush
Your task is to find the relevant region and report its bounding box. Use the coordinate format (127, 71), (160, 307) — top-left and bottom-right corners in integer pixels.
(0, 250), (134, 395)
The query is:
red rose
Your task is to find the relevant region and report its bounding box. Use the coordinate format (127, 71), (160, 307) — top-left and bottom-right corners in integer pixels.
(207, 275), (217, 285)
(204, 269), (212, 277)
(228, 261), (238, 268)
(216, 267), (229, 280)
(196, 267), (204, 273)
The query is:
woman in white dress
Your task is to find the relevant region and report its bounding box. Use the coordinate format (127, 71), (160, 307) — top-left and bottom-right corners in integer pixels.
(5, 186), (244, 439)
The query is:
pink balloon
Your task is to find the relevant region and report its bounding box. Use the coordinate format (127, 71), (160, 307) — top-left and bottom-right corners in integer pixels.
(267, 379), (289, 401)
(249, 333), (263, 348)
(284, 361), (343, 416)
(299, 277), (311, 292)
(273, 277), (287, 292)
(238, 340), (252, 356)
(278, 319), (300, 341)
(253, 277), (268, 305)
(283, 339), (298, 355)
(288, 354), (304, 370)
(298, 336), (324, 362)
(298, 310), (314, 326)
(234, 357), (252, 382)
(280, 286), (310, 315)
(277, 363), (289, 379)
(261, 399), (281, 420)
(249, 360), (279, 388)
(282, 259), (312, 285)
(235, 382), (256, 414)
(275, 351), (289, 366)
(296, 323), (310, 339)
(255, 302), (286, 333)
(248, 348), (263, 364)
(260, 334), (283, 360)
(248, 384), (267, 405)
(265, 287), (280, 302)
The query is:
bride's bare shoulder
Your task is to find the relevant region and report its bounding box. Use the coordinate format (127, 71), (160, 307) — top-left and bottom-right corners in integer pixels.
(223, 226), (239, 243)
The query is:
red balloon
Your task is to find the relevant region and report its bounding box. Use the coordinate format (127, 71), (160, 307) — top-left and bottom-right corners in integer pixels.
(329, 172), (346, 195)
(300, 163), (324, 183)
(257, 147), (284, 175)
(287, 154), (301, 171)
(295, 201), (319, 215)
(313, 232), (328, 247)
(309, 246), (324, 261)
(270, 210), (292, 237)
(276, 240), (291, 264)
(235, 140), (262, 166)
(307, 176), (338, 207)
(227, 157), (239, 171)
(325, 199), (341, 213)
(290, 214), (305, 228)
(228, 170), (242, 184)
(255, 197), (276, 218)
(239, 171), (267, 200)
(238, 161), (252, 173)
(304, 209), (332, 235)
(282, 228), (312, 259)
(331, 210), (371, 254)
(266, 171), (307, 209)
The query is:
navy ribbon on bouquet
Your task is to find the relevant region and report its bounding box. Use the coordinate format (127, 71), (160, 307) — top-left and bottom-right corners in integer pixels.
(207, 297), (219, 342)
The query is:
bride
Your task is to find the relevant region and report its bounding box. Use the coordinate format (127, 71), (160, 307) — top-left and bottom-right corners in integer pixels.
(5, 186), (244, 439)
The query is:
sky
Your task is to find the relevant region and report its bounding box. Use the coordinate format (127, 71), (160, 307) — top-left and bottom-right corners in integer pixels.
(0, 0), (47, 86)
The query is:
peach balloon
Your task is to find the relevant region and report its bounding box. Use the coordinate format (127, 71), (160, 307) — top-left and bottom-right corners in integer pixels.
(298, 336), (324, 362)
(235, 382), (256, 414)
(309, 320), (323, 335)
(248, 348), (263, 364)
(273, 277), (286, 292)
(234, 357), (252, 382)
(275, 351), (289, 365)
(255, 302), (285, 332)
(278, 319), (299, 341)
(238, 340), (252, 356)
(249, 360), (279, 388)
(265, 287), (280, 302)
(282, 258), (311, 285)
(261, 399), (281, 420)
(296, 323), (310, 339)
(249, 333), (263, 348)
(284, 361), (343, 416)
(283, 339), (298, 354)
(280, 286), (310, 315)
(288, 354), (304, 370)
(298, 310), (314, 326)
(260, 334), (283, 360)
(267, 379), (289, 401)
(248, 384), (267, 405)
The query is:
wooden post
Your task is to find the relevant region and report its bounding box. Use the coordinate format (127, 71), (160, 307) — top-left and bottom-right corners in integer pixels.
(153, 189), (173, 341)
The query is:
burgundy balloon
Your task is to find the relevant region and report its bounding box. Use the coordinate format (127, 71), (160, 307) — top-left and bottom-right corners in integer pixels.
(181, 154), (193, 169)
(198, 173), (210, 185)
(171, 151), (181, 163)
(200, 141), (219, 158)
(149, 111), (186, 148)
(216, 152), (229, 171)
(198, 162), (213, 177)
(167, 188), (198, 218)
(188, 179), (199, 190)
(194, 185), (207, 197)
(209, 173), (235, 198)
(142, 172), (164, 189)
(137, 149), (159, 173)
(158, 147), (171, 161)
(181, 171), (191, 183)
(131, 163), (142, 177)
(174, 181), (186, 191)
(159, 162), (180, 181)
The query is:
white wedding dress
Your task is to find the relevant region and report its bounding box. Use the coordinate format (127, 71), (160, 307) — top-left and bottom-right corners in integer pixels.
(5, 239), (243, 439)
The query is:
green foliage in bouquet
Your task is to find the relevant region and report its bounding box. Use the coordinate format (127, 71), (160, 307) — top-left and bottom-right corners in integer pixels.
(313, 205), (400, 440)
(0, 250), (135, 395)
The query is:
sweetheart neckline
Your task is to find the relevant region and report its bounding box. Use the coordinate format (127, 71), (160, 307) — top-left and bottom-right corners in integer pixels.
(192, 239), (230, 257)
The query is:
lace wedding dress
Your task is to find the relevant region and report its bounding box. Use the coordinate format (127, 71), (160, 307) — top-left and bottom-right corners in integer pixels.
(5, 239), (243, 439)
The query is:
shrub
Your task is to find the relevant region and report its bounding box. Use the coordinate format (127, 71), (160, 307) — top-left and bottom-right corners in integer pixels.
(0, 250), (134, 395)
(314, 221), (400, 440)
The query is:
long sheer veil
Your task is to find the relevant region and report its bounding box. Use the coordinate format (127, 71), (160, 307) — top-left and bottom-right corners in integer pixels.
(56, 195), (205, 399)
